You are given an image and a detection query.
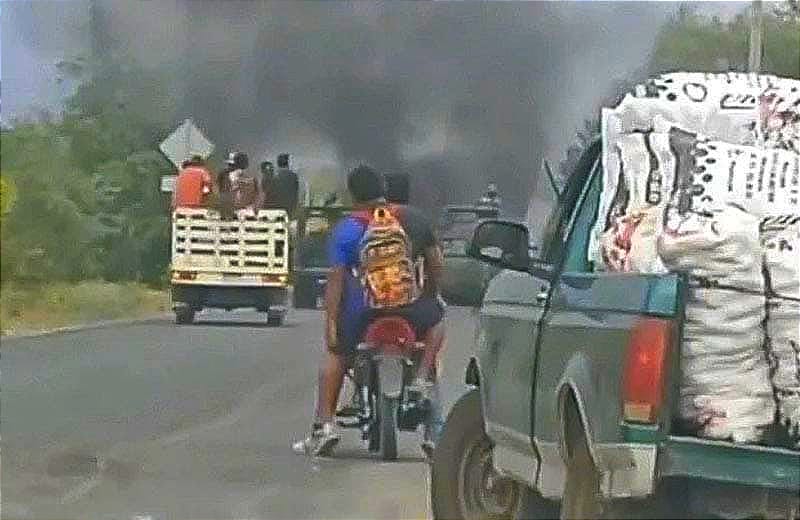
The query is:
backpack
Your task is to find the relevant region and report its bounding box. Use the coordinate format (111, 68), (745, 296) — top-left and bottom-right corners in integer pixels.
(355, 206), (423, 309)
(230, 169), (259, 209)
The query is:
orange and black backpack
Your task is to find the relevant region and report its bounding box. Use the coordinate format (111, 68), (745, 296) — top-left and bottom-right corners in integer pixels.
(353, 205), (423, 309)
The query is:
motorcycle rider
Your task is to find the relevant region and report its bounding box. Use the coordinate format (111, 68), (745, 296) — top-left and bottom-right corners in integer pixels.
(385, 172), (410, 204)
(293, 165), (445, 457)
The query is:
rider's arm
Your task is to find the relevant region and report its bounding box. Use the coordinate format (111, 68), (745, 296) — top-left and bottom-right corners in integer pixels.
(324, 267), (344, 351)
(418, 211), (443, 297)
(423, 244), (444, 297)
(325, 220), (356, 351)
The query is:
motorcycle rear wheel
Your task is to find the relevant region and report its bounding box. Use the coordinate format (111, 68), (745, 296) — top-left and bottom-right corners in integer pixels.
(380, 393), (399, 461)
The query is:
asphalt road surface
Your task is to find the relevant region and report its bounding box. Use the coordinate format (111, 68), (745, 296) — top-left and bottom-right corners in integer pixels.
(3, 306), (480, 520)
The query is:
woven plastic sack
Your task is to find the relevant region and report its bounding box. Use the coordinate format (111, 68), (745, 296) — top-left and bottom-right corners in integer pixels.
(658, 205), (775, 443)
(762, 215), (800, 442)
(600, 206), (667, 273)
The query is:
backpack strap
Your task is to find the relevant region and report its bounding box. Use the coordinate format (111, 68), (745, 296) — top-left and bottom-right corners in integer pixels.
(351, 204), (403, 224)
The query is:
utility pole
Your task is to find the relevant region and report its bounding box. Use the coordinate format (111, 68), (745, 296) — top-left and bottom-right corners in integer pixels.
(748, 0), (763, 73)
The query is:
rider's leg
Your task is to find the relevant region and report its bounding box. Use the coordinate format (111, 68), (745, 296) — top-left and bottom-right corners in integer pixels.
(293, 339), (351, 456)
(315, 350), (347, 424)
(419, 320), (445, 381)
(410, 298), (446, 450)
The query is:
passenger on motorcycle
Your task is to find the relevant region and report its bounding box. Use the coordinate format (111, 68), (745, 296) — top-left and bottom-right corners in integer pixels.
(293, 165), (446, 457)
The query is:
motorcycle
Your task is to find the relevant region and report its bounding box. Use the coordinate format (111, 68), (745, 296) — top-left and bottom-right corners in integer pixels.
(336, 315), (431, 461)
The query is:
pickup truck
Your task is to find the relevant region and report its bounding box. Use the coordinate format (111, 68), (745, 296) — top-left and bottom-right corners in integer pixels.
(292, 205), (352, 309)
(430, 140), (800, 519)
(438, 204), (502, 306)
(170, 207), (290, 325)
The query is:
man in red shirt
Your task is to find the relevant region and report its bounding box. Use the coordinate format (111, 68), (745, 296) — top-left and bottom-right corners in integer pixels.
(171, 155), (213, 209)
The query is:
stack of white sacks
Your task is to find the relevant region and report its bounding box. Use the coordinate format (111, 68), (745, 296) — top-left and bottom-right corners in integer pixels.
(592, 72), (800, 445)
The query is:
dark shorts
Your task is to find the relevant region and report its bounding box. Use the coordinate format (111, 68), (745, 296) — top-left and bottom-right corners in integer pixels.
(336, 296), (445, 355)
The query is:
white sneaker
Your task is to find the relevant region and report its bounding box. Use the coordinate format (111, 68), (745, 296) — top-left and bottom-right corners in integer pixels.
(292, 423), (340, 457)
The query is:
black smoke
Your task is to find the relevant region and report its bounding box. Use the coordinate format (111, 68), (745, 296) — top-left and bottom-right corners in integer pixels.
(5, 1), (683, 216)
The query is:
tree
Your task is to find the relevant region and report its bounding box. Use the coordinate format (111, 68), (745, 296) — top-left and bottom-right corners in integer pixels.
(1, 53), (178, 286)
(649, 5), (799, 78)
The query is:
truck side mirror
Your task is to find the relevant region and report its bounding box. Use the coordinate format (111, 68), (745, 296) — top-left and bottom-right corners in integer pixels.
(468, 220), (531, 272)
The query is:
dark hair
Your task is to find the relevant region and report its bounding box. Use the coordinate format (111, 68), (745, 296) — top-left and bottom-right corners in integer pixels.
(229, 151), (249, 169)
(385, 173), (410, 204)
(277, 153), (290, 168)
(347, 165), (384, 203)
(260, 161), (274, 174)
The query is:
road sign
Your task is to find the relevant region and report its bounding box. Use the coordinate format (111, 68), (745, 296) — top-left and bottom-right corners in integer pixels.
(159, 119), (214, 169)
(160, 175), (177, 193)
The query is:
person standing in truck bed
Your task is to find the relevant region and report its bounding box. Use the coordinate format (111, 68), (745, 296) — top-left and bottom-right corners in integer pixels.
(218, 151), (262, 218)
(171, 155), (213, 210)
(264, 153), (300, 219)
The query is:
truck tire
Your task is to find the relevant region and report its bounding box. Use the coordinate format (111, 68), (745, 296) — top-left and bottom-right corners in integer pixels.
(380, 393), (399, 461)
(560, 401), (604, 520)
(267, 309), (285, 327)
(174, 305), (195, 325)
(431, 390), (555, 520)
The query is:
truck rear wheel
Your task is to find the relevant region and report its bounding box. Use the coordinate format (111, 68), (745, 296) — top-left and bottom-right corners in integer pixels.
(174, 305), (195, 325)
(431, 390), (555, 520)
(560, 401), (604, 520)
(267, 309), (285, 327)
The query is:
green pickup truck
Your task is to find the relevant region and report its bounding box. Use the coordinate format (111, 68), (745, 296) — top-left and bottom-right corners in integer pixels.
(292, 205), (352, 309)
(430, 140), (800, 520)
(439, 204), (502, 306)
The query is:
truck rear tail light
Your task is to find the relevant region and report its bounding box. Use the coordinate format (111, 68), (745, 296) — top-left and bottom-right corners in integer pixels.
(622, 318), (673, 424)
(261, 274), (288, 284)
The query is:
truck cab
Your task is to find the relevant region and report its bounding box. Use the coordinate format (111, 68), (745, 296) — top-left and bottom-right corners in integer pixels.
(292, 205), (352, 309)
(430, 140), (800, 520)
(438, 204), (502, 306)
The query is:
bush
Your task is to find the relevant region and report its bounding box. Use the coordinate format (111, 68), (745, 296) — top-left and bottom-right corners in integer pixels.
(0, 281), (168, 335)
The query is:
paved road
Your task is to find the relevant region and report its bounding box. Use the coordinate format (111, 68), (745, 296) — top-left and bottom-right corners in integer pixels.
(2, 306), (479, 519)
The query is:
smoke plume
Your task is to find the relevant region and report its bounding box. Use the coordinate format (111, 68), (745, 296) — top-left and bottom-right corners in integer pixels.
(5, 1), (683, 215)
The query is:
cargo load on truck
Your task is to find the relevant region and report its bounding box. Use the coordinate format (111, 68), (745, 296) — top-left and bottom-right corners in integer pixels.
(591, 72), (800, 447)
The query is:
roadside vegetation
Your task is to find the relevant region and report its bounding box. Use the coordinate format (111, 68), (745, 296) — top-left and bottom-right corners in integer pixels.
(0, 281), (168, 336)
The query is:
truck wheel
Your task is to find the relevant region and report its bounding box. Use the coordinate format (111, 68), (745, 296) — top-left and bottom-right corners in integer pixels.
(560, 402), (604, 520)
(379, 393), (399, 461)
(431, 390), (554, 520)
(266, 309), (285, 327)
(174, 305), (195, 325)
(368, 390), (381, 452)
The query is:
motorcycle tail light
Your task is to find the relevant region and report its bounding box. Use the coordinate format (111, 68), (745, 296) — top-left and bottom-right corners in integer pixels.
(363, 317), (417, 349)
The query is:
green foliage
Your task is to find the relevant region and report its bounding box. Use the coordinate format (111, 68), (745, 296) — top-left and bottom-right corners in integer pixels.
(650, 5), (800, 78)
(0, 281), (167, 335)
(1, 54), (177, 286)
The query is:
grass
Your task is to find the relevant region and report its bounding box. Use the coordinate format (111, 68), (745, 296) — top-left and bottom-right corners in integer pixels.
(0, 281), (169, 336)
